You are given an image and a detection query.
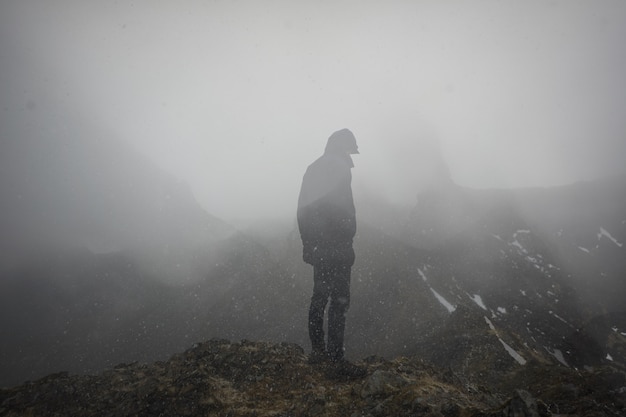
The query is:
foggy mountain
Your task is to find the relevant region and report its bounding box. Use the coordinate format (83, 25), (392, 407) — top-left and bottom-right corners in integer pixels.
(0, 133), (294, 385)
(385, 179), (626, 373)
(0, 127), (231, 280)
(1, 132), (626, 392)
(404, 177), (626, 312)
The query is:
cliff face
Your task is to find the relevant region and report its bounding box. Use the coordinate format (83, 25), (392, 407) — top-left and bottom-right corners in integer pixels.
(1, 339), (624, 417)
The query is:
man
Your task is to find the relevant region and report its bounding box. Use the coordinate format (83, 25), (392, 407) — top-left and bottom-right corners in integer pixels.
(297, 128), (365, 378)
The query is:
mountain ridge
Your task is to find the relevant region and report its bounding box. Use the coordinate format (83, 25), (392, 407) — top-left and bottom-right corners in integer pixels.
(2, 339), (624, 417)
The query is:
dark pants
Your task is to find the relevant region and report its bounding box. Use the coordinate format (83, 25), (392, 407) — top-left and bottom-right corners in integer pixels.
(309, 262), (351, 361)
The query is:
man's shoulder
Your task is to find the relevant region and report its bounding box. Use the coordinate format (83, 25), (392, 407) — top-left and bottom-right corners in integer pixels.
(307, 154), (349, 173)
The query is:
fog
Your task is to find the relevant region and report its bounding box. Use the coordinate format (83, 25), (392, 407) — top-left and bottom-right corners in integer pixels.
(4, 1), (626, 388)
(2, 0), (626, 224)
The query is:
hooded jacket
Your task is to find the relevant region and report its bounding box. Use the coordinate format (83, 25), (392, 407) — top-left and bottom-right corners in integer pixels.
(297, 150), (356, 266)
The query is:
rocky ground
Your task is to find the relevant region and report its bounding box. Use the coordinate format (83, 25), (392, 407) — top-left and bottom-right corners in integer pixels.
(1, 339), (625, 417)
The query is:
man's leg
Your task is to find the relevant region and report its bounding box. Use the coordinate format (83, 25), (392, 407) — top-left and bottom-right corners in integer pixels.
(309, 263), (331, 355)
(327, 264), (351, 361)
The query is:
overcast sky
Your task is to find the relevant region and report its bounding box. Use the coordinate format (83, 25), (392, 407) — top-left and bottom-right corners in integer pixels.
(2, 0), (626, 222)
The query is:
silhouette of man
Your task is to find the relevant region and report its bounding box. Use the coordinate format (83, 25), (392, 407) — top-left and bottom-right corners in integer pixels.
(297, 129), (364, 377)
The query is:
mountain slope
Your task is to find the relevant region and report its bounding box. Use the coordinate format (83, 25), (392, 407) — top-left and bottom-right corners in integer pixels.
(392, 179), (626, 375)
(0, 232), (302, 388)
(0, 124), (231, 279)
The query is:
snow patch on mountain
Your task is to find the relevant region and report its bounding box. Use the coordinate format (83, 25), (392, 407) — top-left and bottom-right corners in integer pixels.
(484, 317), (527, 365)
(510, 240), (526, 253)
(418, 268), (456, 313)
(598, 227), (623, 248)
(545, 347), (569, 367)
(430, 288), (456, 313)
(417, 268), (428, 282)
(469, 294), (487, 310)
(549, 311), (573, 328)
(525, 255), (539, 264)
(511, 230), (531, 255)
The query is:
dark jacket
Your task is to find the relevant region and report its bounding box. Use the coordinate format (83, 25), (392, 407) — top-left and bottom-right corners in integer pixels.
(297, 151), (356, 266)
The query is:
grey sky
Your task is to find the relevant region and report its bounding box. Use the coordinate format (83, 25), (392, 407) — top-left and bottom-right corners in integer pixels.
(2, 0), (626, 221)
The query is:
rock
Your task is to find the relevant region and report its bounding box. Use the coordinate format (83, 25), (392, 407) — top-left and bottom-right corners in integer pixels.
(360, 370), (408, 399)
(499, 390), (544, 417)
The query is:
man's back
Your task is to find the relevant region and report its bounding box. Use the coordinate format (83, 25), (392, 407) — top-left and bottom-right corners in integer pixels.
(297, 152), (356, 262)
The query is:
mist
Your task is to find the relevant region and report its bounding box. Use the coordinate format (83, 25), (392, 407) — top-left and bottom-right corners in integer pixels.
(2, 0), (626, 224)
(2, 0), (626, 390)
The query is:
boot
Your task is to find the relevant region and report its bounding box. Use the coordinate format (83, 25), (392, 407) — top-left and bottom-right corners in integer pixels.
(325, 358), (368, 380)
(308, 349), (330, 365)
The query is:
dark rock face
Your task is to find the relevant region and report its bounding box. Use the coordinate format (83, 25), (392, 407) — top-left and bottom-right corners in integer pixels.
(1, 340), (624, 417)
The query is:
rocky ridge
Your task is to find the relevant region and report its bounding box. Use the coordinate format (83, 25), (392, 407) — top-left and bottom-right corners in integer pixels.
(1, 339), (625, 417)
